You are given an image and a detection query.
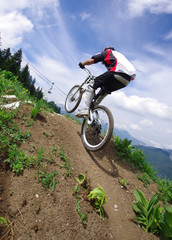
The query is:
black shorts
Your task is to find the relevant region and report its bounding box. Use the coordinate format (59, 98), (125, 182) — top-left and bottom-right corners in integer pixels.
(93, 71), (130, 93)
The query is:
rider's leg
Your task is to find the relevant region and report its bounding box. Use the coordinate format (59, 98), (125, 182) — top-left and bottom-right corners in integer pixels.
(75, 71), (130, 118)
(93, 71), (131, 99)
(94, 92), (108, 106)
(75, 80), (95, 117)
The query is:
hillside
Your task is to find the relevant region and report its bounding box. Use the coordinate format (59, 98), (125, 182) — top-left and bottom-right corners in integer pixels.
(137, 146), (172, 180)
(63, 107), (172, 180)
(113, 128), (172, 180)
(0, 102), (160, 240)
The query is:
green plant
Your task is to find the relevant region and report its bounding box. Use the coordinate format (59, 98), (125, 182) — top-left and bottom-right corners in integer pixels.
(4, 144), (34, 174)
(59, 145), (71, 177)
(9, 190), (14, 196)
(43, 131), (49, 138)
(65, 114), (81, 124)
(31, 98), (44, 119)
(132, 189), (161, 233)
(51, 146), (57, 155)
(76, 198), (87, 226)
(88, 184), (107, 218)
(159, 205), (172, 240)
(72, 184), (79, 195)
(36, 147), (45, 166)
(114, 135), (134, 162)
(0, 70), (32, 101)
(72, 182), (87, 226)
(157, 178), (172, 204)
(37, 170), (59, 191)
(137, 173), (150, 188)
(75, 172), (89, 189)
(120, 179), (128, 189)
(0, 217), (8, 227)
(113, 135), (156, 181)
(0, 109), (15, 124)
(26, 118), (34, 127)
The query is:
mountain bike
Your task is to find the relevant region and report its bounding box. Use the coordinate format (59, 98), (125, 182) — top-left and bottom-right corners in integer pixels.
(65, 67), (114, 151)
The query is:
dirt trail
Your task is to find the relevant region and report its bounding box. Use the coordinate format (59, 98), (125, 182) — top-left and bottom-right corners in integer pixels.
(0, 104), (159, 240)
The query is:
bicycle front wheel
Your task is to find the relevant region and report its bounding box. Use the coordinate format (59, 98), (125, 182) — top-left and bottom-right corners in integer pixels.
(65, 85), (82, 113)
(81, 105), (114, 151)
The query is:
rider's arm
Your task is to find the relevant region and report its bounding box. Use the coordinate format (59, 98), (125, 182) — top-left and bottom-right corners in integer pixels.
(81, 58), (95, 66)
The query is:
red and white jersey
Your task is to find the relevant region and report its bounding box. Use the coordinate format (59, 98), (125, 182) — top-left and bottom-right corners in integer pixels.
(92, 49), (136, 80)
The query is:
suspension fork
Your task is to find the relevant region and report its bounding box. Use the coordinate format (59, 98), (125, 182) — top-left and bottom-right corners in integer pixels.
(71, 76), (90, 99)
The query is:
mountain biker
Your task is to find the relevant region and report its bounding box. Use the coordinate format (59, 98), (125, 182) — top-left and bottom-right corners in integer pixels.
(75, 47), (136, 118)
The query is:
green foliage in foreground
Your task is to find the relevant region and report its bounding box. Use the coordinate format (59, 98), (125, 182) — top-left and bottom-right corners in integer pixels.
(88, 184), (107, 218)
(0, 70), (60, 113)
(76, 198), (87, 226)
(113, 135), (172, 205)
(137, 172), (151, 188)
(157, 178), (172, 204)
(59, 145), (71, 177)
(0, 70), (32, 102)
(37, 170), (59, 191)
(31, 98), (45, 119)
(132, 189), (172, 239)
(0, 217), (8, 227)
(132, 189), (161, 233)
(0, 109), (32, 174)
(113, 135), (156, 181)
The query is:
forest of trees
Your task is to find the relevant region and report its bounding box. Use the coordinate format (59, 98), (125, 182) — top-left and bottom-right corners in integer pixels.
(0, 48), (43, 99)
(0, 48), (60, 113)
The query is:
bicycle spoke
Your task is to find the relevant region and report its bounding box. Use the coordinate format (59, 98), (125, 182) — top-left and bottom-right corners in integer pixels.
(81, 106), (114, 151)
(65, 85), (82, 113)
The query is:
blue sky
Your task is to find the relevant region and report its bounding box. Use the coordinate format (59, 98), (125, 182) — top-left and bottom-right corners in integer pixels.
(0, 0), (172, 149)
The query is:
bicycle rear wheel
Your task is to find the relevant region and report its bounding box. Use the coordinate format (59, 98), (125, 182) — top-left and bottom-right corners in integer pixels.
(65, 85), (82, 113)
(81, 105), (114, 151)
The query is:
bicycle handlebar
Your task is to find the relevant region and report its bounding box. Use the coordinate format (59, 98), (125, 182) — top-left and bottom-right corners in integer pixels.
(83, 67), (95, 79)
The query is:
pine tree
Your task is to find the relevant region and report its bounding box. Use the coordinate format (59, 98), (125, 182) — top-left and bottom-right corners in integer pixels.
(1, 48), (43, 100)
(0, 48), (11, 70)
(10, 49), (22, 76)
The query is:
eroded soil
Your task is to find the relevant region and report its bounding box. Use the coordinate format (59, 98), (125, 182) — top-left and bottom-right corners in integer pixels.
(0, 104), (159, 240)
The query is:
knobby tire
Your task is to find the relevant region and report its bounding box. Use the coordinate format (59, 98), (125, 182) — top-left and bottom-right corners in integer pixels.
(65, 85), (82, 113)
(81, 105), (114, 151)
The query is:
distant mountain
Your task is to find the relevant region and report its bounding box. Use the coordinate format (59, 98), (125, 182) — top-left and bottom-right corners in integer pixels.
(113, 128), (172, 180)
(113, 128), (147, 146)
(137, 146), (172, 180)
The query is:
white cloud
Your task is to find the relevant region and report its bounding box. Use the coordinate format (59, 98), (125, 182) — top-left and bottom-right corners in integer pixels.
(111, 91), (172, 121)
(80, 12), (91, 21)
(70, 15), (76, 21)
(140, 119), (153, 127)
(129, 124), (141, 131)
(0, 12), (33, 47)
(147, 139), (162, 148)
(130, 47), (172, 106)
(127, 0), (172, 17)
(144, 44), (166, 56)
(165, 30), (172, 40)
(0, 0), (59, 47)
(0, 0), (59, 14)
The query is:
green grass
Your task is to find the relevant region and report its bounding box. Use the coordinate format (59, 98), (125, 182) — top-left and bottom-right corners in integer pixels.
(37, 170), (59, 191)
(0, 70), (32, 102)
(59, 145), (72, 177)
(113, 135), (157, 181)
(132, 189), (172, 239)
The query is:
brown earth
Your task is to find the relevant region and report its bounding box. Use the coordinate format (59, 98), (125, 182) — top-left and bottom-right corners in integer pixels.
(0, 104), (160, 240)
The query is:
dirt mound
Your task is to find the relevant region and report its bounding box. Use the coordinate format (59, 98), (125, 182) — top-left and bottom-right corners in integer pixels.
(0, 104), (159, 240)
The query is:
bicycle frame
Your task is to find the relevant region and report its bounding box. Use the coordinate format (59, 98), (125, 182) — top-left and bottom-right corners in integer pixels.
(65, 67), (114, 151)
(71, 68), (95, 99)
